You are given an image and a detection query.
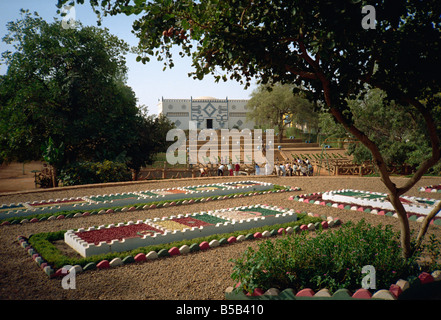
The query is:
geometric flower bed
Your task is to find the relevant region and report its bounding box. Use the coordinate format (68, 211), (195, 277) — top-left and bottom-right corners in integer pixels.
(289, 190), (441, 225)
(18, 210), (337, 278)
(65, 204), (299, 257)
(322, 189), (440, 216)
(420, 184), (441, 193)
(1, 181), (299, 225)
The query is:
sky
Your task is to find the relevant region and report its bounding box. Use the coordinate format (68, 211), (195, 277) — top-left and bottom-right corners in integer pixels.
(0, 1), (257, 115)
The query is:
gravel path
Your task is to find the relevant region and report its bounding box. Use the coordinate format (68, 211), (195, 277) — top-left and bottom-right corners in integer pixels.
(0, 175), (440, 300)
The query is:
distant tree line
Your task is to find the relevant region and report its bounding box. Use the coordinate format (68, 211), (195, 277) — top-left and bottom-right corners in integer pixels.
(0, 10), (174, 185)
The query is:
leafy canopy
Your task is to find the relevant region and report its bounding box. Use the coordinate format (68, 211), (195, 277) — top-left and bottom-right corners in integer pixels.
(246, 83), (317, 142)
(0, 10), (174, 172)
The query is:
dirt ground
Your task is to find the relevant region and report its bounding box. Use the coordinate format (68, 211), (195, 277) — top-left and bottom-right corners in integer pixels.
(0, 161), (43, 193)
(0, 162), (440, 301)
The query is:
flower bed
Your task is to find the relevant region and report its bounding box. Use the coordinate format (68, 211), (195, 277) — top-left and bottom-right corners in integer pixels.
(74, 223), (165, 245)
(290, 190), (441, 224)
(19, 210), (334, 278)
(323, 189), (439, 216)
(65, 204), (299, 257)
(0, 181), (300, 225)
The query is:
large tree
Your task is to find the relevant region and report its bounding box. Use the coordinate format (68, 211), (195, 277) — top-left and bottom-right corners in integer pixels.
(246, 83), (316, 142)
(0, 10), (173, 181)
(58, 0), (441, 258)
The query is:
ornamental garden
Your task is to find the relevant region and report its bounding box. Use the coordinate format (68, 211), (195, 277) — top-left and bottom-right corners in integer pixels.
(5, 180), (441, 300)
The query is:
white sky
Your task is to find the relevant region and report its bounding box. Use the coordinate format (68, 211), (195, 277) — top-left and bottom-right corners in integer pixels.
(0, 1), (256, 115)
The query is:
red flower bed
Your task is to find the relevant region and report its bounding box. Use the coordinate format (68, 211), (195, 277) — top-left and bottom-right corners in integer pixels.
(170, 217), (213, 228)
(75, 224), (164, 245)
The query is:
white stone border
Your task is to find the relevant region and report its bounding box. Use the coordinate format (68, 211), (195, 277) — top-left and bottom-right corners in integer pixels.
(0, 181), (277, 221)
(322, 189), (440, 216)
(64, 204), (298, 257)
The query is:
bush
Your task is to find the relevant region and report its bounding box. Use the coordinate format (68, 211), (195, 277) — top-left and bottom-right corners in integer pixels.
(230, 219), (422, 294)
(59, 160), (131, 186)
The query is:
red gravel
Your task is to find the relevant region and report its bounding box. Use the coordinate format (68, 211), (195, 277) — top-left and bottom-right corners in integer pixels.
(75, 224), (164, 244)
(170, 216), (213, 228)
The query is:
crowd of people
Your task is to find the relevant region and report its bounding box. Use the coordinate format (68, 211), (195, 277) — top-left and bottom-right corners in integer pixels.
(215, 163), (242, 176)
(200, 158), (313, 177)
(273, 158), (313, 176)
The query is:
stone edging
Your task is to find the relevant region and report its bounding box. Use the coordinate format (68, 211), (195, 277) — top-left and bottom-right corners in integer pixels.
(0, 181), (273, 219)
(289, 192), (441, 225)
(225, 269), (441, 300)
(420, 185), (441, 193)
(65, 204), (299, 257)
(16, 212), (341, 279)
(322, 189), (439, 216)
(1, 183), (300, 226)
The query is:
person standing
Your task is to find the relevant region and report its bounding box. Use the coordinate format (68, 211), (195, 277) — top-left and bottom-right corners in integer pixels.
(255, 163), (261, 175)
(234, 163), (240, 176)
(274, 163), (280, 176)
(218, 164), (225, 176)
(280, 164), (286, 176)
(227, 163), (234, 176)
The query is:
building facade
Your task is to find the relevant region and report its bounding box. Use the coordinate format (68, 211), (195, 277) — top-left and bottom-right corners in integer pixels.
(158, 96), (255, 130)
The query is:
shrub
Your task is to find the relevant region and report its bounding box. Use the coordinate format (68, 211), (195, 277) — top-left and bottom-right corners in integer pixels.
(230, 219), (422, 294)
(59, 160), (131, 186)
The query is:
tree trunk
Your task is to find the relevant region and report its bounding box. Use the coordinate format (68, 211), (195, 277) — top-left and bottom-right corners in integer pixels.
(51, 165), (58, 188)
(415, 201), (441, 252)
(388, 193), (412, 258)
(278, 124), (284, 143)
(328, 106), (414, 258)
(295, 48), (440, 260)
(132, 168), (140, 181)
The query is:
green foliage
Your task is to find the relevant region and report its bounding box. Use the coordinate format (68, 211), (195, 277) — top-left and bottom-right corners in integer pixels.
(319, 88), (439, 171)
(422, 234), (441, 271)
(41, 137), (65, 168)
(29, 231), (73, 268)
(59, 160), (131, 186)
(230, 220), (422, 294)
(125, 111), (175, 175)
(0, 11), (175, 179)
(246, 83), (318, 142)
(0, 11), (133, 163)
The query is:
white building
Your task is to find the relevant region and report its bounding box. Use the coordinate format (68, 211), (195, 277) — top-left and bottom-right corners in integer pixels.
(158, 96), (255, 130)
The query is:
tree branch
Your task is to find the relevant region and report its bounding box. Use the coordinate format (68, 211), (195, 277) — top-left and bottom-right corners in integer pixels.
(328, 106), (398, 193)
(415, 200), (441, 252)
(284, 64), (317, 80)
